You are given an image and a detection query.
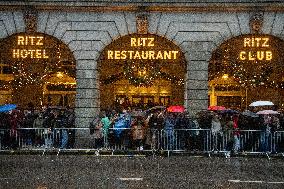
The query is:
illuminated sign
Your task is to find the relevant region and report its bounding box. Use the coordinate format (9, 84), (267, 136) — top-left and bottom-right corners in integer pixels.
(239, 37), (272, 61)
(12, 35), (49, 59)
(107, 37), (179, 60)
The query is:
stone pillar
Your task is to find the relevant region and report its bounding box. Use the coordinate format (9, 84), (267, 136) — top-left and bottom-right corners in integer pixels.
(183, 42), (212, 115)
(75, 58), (100, 148)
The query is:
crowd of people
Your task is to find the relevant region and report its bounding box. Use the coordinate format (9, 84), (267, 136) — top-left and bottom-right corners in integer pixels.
(0, 104), (75, 150)
(1, 104), (284, 154)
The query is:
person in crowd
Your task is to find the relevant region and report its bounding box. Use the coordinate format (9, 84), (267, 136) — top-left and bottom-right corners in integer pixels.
(147, 110), (164, 150)
(43, 107), (54, 148)
(232, 114), (240, 153)
(188, 115), (201, 151)
(271, 115), (280, 153)
(0, 112), (11, 149)
(22, 109), (36, 146)
(260, 114), (272, 152)
(211, 113), (223, 152)
(131, 116), (146, 150)
(51, 109), (68, 149)
(89, 114), (101, 149)
(163, 112), (177, 150)
(65, 106), (76, 148)
(33, 112), (44, 147)
(100, 110), (111, 148)
(9, 109), (23, 149)
(113, 109), (131, 149)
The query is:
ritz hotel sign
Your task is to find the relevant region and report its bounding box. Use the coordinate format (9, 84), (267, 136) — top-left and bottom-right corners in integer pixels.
(239, 37), (272, 61)
(12, 35), (49, 59)
(107, 37), (179, 60)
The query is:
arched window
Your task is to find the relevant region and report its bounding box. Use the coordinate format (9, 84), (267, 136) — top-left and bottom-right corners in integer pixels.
(98, 34), (186, 109)
(209, 34), (284, 109)
(0, 32), (76, 108)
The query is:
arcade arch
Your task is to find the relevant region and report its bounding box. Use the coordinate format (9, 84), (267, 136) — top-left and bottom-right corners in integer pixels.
(0, 32), (76, 108)
(98, 33), (186, 110)
(209, 34), (284, 110)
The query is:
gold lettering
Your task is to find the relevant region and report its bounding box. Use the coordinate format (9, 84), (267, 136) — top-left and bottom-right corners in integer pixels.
(141, 38), (147, 46)
(248, 51), (255, 60)
(115, 51), (120, 59)
(244, 38), (250, 47)
(21, 49), (28, 58)
(120, 51), (127, 59)
(141, 51), (148, 59)
(134, 51), (141, 59)
(28, 49), (36, 58)
(266, 51), (272, 60)
(164, 51), (171, 59)
(35, 49), (42, 58)
(25, 36), (28, 45)
(131, 38), (136, 46)
(257, 51), (264, 60)
(29, 36), (35, 45)
(12, 49), (20, 58)
(148, 38), (154, 46)
(239, 51), (246, 60)
(172, 51), (179, 59)
(148, 51), (155, 59)
(108, 51), (114, 59)
(36, 36), (44, 46)
(17, 36), (24, 45)
(42, 49), (49, 58)
(128, 51), (134, 59)
(255, 38), (261, 47)
(156, 51), (163, 59)
(262, 38), (269, 47)
(251, 38), (255, 47)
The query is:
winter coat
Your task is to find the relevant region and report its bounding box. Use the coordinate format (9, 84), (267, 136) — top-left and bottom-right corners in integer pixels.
(211, 119), (223, 136)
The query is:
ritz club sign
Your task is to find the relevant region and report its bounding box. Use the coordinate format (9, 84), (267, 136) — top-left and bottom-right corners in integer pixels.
(12, 35), (49, 59)
(239, 37), (272, 61)
(107, 37), (179, 60)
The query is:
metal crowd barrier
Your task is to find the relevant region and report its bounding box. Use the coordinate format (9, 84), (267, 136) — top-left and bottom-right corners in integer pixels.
(0, 128), (283, 156)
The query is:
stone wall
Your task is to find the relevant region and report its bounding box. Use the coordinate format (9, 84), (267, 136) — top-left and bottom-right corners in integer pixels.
(1, 7), (284, 127)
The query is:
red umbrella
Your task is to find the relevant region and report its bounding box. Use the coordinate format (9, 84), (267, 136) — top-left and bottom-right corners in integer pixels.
(167, 105), (185, 113)
(208, 106), (226, 111)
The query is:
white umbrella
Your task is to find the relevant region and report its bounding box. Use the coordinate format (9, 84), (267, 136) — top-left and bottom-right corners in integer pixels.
(249, 101), (274, 107)
(256, 110), (279, 115)
(242, 110), (259, 117)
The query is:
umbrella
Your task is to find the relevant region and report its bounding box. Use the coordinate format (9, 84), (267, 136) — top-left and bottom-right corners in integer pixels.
(167, 105), (185, 113)
(0, 104), (17, 113)
(249, 101), (274, 107)
(256, 110), (279, 115)
(208, 106), (226, 111)
(146, 106), (166, 112)
(242, 110), (259, 117)
(220, 109), (239, 114)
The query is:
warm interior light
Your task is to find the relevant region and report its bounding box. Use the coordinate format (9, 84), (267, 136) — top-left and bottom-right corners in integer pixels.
(56, 72), (63, 78)
(222, 74), (229, 80)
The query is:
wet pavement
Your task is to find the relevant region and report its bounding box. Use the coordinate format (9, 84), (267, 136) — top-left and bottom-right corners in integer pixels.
(0, 154), (283, 189)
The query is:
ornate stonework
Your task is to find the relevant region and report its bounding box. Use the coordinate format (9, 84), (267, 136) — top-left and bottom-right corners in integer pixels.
(24, 6), (38, 33)
(136, 14), (148, 34)
(249, 12), (264, 34)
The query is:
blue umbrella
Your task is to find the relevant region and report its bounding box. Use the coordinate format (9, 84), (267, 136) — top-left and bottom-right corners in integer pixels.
(220, 109), (239, 114)
(0, 104), (17, 112)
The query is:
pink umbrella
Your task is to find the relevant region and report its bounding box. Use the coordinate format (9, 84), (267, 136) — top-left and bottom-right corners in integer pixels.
(208, 106), (226, 111)
(256, 110), (279, 115)
(167, 105), (185, 113)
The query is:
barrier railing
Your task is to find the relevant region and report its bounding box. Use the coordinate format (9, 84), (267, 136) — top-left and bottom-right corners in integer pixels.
(0, 128), (284, 156)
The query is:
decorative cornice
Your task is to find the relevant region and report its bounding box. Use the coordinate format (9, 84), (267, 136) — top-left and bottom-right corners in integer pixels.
(1, 4), (284, 13)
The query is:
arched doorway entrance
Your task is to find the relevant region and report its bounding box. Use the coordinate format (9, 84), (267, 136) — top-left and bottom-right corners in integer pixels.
(0, 32), (76, 109)
(98, 34), (186, 110)
(209, 34), (284, 110)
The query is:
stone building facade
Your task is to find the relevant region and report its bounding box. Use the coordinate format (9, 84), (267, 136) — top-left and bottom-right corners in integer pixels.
(0, 1), (284, 128)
